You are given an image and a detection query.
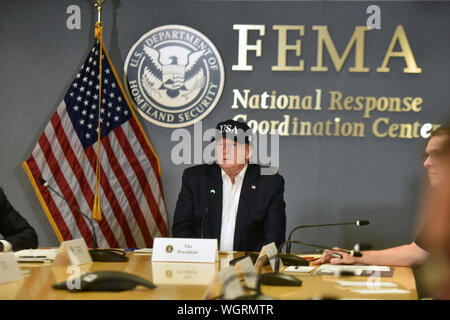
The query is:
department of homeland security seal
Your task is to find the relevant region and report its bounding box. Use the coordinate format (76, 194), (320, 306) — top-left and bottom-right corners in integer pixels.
(124, 25), (225, 128)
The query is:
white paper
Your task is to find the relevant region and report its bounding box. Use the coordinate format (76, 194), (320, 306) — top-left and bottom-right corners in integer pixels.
(315, 264), (390, 276)
(14, 249), (59, 262)
(351, 289), (410, 295)
(134, 248), (153, 254)
(336, 280), (398, 287)
(364, 265), (391, 271)
(284, 266), (316, 273)
(14, 249), (59, 259)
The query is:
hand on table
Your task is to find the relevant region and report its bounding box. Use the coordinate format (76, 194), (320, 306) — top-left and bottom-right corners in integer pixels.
(312, 247), (357, 265)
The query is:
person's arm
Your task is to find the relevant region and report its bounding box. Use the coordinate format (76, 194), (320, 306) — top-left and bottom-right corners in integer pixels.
(171, 169), (197, 238)
(312, 241), (429, 267)
(0, 188), (38, 251)
(255, 175), (286, 251)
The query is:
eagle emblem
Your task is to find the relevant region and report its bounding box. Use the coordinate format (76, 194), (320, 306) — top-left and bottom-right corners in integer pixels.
(142, 45), (206, 100)
(124, 24), (224, 128)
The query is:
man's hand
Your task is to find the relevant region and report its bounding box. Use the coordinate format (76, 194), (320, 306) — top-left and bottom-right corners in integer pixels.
(312, 247), (357, 265)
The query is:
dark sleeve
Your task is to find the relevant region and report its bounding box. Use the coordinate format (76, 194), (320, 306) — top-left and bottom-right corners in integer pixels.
(255, 175), (286, 251)
(171, 169), (197, 238)
(0, 188), (38, 251)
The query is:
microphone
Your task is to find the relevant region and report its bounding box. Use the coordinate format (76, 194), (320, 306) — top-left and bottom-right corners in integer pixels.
(283, 240), (369, 262)
(37, 178), (128, 262)
(37, 178), (98, 248)
(286, 220), (370, 253)
(353, 243), (372, 252)
(260, 240), (367, 286)
(284, 220), (370, 265)
(201, 188), (215, 239)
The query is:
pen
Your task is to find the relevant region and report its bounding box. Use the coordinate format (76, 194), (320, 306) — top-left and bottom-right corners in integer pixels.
(316, 249), (343, 259)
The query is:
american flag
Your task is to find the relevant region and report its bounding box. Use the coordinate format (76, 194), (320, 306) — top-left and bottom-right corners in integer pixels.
(23, 40), (168, 248)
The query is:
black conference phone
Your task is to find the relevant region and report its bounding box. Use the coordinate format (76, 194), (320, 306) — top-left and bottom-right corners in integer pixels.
(53, 271), (156, 292)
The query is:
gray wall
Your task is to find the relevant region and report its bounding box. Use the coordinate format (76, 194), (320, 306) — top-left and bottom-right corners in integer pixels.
(1, 0), (449, 250)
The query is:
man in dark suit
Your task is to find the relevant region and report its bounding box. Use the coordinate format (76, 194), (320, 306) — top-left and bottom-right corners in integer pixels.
(172, 120), (286, 251)
(0, 187), (38, 252)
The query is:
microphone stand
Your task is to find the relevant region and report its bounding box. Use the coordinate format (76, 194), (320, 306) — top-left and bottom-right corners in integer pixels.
(200, 189), (215, 238)
(259, 241), (303, 287)
(260, 240), (365, 286)
(233, 273), (275, 300)
(283, 220), (369, 266)
(201, 207), (208, 239)
(38, 178), (128, 262)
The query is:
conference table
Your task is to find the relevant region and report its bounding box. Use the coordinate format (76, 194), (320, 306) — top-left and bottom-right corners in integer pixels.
(0, 251), (418, 300)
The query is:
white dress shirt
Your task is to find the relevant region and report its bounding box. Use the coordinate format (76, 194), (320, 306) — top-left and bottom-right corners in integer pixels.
(219, 165), (248, 251)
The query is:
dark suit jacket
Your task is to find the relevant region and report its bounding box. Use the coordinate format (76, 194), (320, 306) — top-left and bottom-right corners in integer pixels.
(172, 164), (286, 251)
(0, 188), (38, 251)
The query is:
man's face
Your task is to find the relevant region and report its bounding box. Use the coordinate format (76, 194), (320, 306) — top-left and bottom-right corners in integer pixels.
(216, 137), (251, 171)
(424, 135), (449, 188)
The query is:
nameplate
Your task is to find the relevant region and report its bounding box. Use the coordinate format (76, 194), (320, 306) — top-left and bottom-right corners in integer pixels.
(218, 266), (245, 299)
(255, 242), (283, 271)
(0, 252), (24, 284)
(151, 238), (218, 263)
(235, 256), (258, 290)
(54, 238), (92, 266)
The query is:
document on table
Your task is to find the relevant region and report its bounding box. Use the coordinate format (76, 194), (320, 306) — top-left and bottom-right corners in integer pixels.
(134, 248), (153, 254)
(351, 289), (410, 295)
(336, 280), (398, 287)
(14, 249), (59, 263)
(284, 266), (316, 273)
(314, 264), (391, 276)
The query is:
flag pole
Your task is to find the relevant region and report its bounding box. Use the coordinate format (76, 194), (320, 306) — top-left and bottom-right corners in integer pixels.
(95, 0), (104, 24)
(92, 0), (105, 221)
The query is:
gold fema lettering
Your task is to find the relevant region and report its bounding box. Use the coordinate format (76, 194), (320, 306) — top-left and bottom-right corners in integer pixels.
(233, 24), (421, 74)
